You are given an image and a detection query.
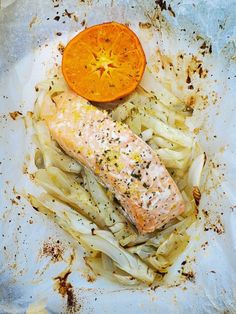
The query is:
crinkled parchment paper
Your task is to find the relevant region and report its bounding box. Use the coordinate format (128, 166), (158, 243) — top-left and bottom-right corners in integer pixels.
(0, 0), (236, 313)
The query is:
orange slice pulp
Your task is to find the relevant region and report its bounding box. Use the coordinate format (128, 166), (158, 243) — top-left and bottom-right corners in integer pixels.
(62, 22), (146, 102)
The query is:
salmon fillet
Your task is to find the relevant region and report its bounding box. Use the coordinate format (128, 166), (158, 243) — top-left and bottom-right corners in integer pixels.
(45, 92), (185, 234)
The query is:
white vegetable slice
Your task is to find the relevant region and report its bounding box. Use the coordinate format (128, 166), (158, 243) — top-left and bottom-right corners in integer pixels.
(152, 136), (179, 150)
(43, 146), (82, 173)
(156, 148), (190, 170)
(146, 255), (170, 273)
(157, 148), (190, 161)
(140, 114), (193, 148)
(126, 114), (142, 135)
(34, 121), (81, 173)
(113, 273), (139, 286)
(140, 129), (153, 142)
(188, 153), (205, 187)
(111, 101), (135, 122)
(140, 68), (185, 111)
(35, 72), (69, 96)
(101, 253), (114, 273)
(34, 120), (54, 167)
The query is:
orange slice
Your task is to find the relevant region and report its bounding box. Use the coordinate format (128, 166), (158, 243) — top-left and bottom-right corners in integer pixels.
(62, 22), (146, 102)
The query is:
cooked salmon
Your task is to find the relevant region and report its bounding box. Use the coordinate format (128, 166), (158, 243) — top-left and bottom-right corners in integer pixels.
(45, 92), (185, 234)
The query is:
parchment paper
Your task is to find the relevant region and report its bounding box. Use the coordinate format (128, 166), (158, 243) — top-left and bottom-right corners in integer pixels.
(0, 0), (236, 313)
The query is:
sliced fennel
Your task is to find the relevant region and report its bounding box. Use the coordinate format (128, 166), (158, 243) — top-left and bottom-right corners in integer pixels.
(34, 121), (82, 173)
(29, 193), (155, 284)
(84, 170), (137, 246)
(188, 153), (205, 188)
(29, 67), (205, 286)
(34, 167), (105, 228)
(140, 114), (193, 148)
(128, 215), (194, 272)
